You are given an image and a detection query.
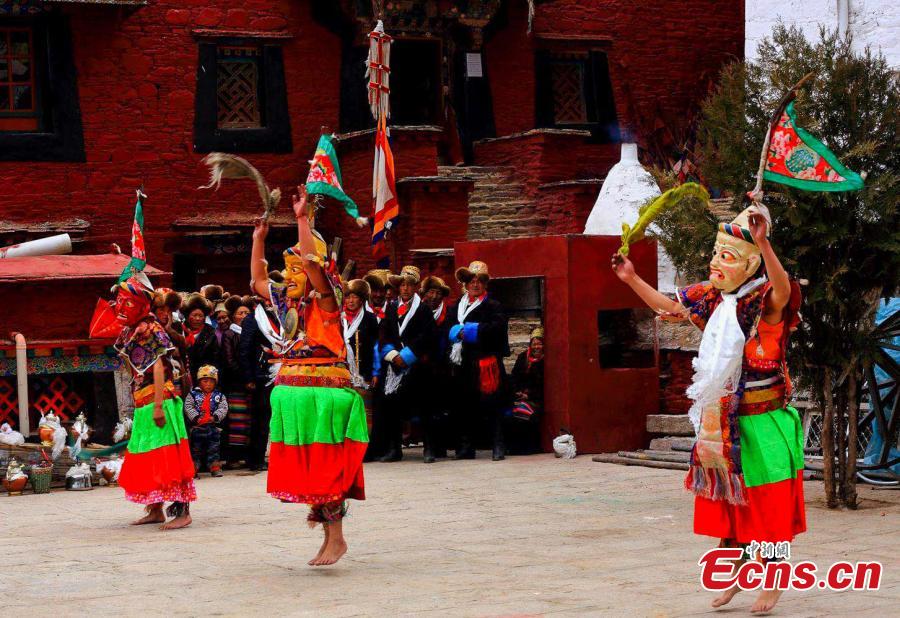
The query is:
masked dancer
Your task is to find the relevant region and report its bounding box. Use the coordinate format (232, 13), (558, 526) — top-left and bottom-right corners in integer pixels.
(612, 205), (803, 613)
(114, 273), (196, 530)
(250, 185), (368, 567)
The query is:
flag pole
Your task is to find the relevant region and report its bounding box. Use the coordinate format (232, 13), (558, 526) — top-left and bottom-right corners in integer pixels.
(748, 71), (816, 202)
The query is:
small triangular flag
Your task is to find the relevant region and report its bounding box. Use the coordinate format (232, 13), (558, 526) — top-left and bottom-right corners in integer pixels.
(763, 102), (864, 192)
(117, 190), (147, 283)
(305, 134), (361, 220)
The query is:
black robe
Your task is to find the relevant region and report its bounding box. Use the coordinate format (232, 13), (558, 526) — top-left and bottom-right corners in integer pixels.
(446, 296), (510, 400)
(346, 310), (380, 382)
(187, 323), (220, 383)
(378, 297), (437, 392)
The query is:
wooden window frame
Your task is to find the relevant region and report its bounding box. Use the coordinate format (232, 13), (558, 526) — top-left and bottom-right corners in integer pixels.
(535, 48), (619, 143)
(194, 38), (291, 154)
(0, 15), (85, 162)
(0, 27), (40, 131)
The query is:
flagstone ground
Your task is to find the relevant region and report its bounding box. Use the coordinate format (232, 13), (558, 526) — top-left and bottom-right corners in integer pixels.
(3, 452), (897, 617)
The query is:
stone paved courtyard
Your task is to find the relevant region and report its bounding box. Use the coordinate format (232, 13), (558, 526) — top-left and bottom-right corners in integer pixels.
(2, 452), (898, 617)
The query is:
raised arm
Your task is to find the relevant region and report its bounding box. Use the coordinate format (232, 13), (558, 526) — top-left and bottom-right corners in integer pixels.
(749, 209), (790, 324)
(611, 252), (685, 318)
(251, 218), (271, 300)
(292, 185), (338, 313)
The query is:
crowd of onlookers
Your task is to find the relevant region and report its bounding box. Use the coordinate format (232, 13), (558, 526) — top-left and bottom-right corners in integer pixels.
(150, 261), (545, 474)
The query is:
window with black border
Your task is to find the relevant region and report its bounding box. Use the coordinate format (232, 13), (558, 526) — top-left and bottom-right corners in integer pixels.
(194, 38), (292, 154)
(0, 15), (85, 162)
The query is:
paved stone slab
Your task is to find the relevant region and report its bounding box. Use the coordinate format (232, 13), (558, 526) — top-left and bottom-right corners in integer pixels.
(2, 453), (897, 616)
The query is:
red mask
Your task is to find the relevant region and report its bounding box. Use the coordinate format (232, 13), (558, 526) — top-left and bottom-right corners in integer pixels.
(115, 289), (150, 326)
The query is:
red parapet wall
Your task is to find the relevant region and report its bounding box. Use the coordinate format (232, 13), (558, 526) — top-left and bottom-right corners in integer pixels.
(455, 235), (659, 454)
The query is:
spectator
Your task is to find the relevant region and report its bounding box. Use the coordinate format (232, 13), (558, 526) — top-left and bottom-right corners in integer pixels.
(151, 289), (191, 394)
(420, 275), (452, 459)
(508, 326), (545, 455)
(183, 293), (219, 383)
(447, 261), (510, 461)
(213, 300), (247, 468)
(342, 279), (381, 387)
(239, 297), (275, 472)
(184, 365), (228, 477)
(378, 266), (438, 463)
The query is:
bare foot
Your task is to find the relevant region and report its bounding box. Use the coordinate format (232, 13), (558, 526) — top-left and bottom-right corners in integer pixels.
(131, 507), (165, 526)
(312, 538), (347, 566)
(711, 585), (741, 608)
(751, 589), (783, 614)
(308, 525), (330, 566)
(160, 513), (192, 531)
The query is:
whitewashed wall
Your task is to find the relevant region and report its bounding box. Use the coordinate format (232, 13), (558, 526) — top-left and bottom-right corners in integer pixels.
(746, 0), (900, 68)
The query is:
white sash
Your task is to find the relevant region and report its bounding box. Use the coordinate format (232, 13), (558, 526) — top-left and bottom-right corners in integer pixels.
(385, 295), (422, 395)
(342, 309), (367, 388)
(254, 304), (284, 385)
(397, 293), (421, 336)
(686, 277), (767, 433)
(432, 301), (444, 323)
(450, 294), (484, 365)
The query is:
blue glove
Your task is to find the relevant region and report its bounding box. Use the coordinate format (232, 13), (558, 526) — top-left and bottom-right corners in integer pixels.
(449, 324), (463, 341)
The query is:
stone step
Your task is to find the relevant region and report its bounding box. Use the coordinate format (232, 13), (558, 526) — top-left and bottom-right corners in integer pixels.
(648, 436), (696, 452)
(616, 449), (691, 464)
(592, 453), (690, 471)
(646, 414), (694, 436)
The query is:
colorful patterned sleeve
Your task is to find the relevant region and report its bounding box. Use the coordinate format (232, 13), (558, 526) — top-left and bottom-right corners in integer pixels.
(676, 282), (717, 331)
(268, 280), (291, 328)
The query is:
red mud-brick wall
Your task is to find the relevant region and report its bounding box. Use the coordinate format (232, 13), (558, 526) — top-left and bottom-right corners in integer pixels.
(474, 132), (617, 189)
(659, 350), (695, 415)
(485, 0), (743, 140)
(537, 181), (603, 235)
(0, 1), (342, 272)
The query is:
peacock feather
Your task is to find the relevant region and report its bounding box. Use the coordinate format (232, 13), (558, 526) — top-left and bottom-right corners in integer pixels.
(619, 182), (709, 256)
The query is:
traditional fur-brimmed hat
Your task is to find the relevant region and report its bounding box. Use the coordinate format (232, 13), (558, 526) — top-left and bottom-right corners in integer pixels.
(343, 279), (371, 301)
(388, 265), (421, 288)
(212, 301), (229, 317)
(455, 260), (490, 284)
(268, 270), (285, 284)
(200, 284), (226, 303)
(183, 293), (212, 316)
(420, 275), (450, 297)
(363, 269), (388, 292)
(224, 295), (253, 317)
(151, 289), (182, 312)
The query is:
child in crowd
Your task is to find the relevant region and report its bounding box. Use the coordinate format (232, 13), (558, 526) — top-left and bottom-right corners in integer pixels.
(184, 365), (228, 477)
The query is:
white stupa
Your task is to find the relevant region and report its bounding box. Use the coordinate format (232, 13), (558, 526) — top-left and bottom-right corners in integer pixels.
(583, 143), (678, 294)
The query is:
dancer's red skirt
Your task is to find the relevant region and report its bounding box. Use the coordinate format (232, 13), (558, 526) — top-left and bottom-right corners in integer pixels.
(694, 471), (806, 543)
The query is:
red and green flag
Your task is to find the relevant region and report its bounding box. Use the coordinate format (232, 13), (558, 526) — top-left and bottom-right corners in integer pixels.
(763, 101), (864, 192)
(305, 133), (361, 220)
(118, 190), (147, 283)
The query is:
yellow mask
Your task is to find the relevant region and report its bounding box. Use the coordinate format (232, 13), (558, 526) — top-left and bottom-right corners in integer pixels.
(281, 233), (328, 300)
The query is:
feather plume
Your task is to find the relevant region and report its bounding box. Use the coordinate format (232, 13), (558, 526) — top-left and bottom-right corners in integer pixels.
(199, 152), (282, 220)
(619, 182), (710, 256)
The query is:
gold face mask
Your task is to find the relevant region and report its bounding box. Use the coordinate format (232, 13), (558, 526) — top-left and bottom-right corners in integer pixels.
(281, 233), (329, 300)
(709, 232), (761, 292)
